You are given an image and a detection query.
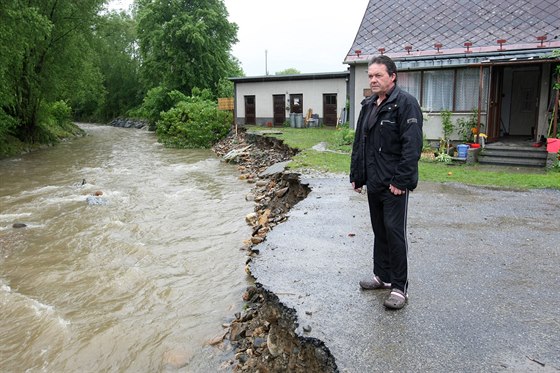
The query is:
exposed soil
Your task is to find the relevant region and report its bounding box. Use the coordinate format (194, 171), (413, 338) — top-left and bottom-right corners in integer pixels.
(212, 128), (338, 372)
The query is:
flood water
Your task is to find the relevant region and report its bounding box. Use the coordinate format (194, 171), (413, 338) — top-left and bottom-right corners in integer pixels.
(0, 124), (253, 372)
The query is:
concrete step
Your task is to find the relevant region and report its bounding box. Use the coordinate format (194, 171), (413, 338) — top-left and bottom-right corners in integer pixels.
(478, 155), (547, 167)
(480, 149), (548, 159)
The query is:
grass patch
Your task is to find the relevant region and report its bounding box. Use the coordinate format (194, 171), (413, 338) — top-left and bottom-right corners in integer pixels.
(246, 125), (560, 190)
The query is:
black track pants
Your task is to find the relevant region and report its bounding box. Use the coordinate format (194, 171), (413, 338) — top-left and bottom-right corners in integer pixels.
(367, 188), (409, 293)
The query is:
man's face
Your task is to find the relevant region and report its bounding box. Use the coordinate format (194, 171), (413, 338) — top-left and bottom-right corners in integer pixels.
(367, 63), (395, 97)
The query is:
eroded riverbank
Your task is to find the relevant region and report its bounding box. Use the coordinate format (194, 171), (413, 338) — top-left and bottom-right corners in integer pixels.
(212, 129), (338, 372)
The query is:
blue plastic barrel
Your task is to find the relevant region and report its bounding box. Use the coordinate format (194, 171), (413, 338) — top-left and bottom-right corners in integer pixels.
(457, 144), (469, 159)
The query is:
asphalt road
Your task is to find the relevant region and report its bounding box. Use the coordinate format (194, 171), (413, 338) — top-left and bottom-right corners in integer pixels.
(251, 175), (560, 372)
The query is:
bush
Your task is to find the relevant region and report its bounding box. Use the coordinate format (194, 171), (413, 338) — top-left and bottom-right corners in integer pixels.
(335, 122), (354, 146)
(156, 92), (231, 148)
(130, 86), (189, 130)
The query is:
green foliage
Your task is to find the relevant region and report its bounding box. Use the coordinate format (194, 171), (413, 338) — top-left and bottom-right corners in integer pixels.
(275, 68), (301, 75)
(156, 90), (231, 148)
(334, 122), (354, 146)
(136, 0), (240, 96)
(440, 110), (454, 141)
(0, 0), (105, 141)
(435, 152), (452, 163)
(132, 86), (189, 130)
(79, 10), (142, 121)
(456, 109), (479, 143)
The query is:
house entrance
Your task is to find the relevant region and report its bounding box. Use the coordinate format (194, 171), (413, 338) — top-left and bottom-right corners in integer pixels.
(273, 95), (285, 126)
(244, 95), (255, 125)
(509, 67), (540, 137)
(490, 66), (541, 141)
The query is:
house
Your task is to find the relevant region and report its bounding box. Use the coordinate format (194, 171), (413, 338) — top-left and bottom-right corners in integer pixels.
(344, 0), (559, 146)
(230, 72), (349, 127)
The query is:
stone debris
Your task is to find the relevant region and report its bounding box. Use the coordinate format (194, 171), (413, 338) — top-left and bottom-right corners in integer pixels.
(212, 128), (337, 372)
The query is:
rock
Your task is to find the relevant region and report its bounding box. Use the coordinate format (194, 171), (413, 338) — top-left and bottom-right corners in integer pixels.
(258, 161), (291, 178)
(230, 322), (245, 341)
(206, 330), (228, 346)
(266, 326), (281, 357)
(245, 212), (258, 226)
(12, 223), (27, 228)
(250, 236), (264, 245)
(86, 196), (108, 205)
(275, 187), (289, 198)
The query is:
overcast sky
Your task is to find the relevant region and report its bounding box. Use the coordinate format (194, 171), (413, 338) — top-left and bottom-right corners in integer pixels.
(108, 0), (369, 76)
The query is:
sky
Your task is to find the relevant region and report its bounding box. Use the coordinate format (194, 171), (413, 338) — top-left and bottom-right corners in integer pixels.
(107, 0), (369, 77)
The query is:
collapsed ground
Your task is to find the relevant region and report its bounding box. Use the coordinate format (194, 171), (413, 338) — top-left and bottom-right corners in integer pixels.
(212, 128), (338, 372)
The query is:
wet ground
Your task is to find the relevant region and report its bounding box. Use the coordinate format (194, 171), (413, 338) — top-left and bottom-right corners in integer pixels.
(251, 175), (560, 372)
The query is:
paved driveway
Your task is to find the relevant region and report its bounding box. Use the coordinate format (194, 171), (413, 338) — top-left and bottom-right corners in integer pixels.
(251, 176), (560, 372)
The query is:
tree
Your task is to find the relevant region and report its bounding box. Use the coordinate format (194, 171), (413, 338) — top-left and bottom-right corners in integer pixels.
(0, 0), (105, 141)
(82, 10), (143, 121)
(275, 68), (301, 75)
(135, 0), (239, 96)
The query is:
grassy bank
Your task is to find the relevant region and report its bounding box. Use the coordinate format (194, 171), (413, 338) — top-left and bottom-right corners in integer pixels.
(0, 121), (85, 159)
(246, 126), (560, 190)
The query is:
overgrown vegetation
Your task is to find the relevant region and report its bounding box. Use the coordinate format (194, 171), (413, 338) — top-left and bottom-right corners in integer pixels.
(156, 89), (231, 148)
(0, 0), (242, 157)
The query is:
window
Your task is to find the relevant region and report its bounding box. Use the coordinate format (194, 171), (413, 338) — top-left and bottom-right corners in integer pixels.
(398, 71), (421, 103)
(396, 67), (490, 112)
(455, 68), (489, 111)
(422, 70), (454, 111)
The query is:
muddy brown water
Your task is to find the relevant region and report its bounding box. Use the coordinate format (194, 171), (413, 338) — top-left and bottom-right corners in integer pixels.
(0, 123), (253, 372)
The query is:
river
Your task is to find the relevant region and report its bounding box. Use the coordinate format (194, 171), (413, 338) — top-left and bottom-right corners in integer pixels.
(0, 123), (253, 372)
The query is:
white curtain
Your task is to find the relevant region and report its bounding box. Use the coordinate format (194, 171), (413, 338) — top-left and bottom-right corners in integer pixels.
(422, 70), (454, 111)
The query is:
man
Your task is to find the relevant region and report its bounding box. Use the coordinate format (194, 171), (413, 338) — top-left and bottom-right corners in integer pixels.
(350, 55), (423, 310)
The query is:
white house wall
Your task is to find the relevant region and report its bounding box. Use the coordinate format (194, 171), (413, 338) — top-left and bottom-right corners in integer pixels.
(235, 78), (347, 124)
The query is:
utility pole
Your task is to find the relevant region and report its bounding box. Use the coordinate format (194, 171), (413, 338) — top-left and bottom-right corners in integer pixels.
(265, 49), (268, 76)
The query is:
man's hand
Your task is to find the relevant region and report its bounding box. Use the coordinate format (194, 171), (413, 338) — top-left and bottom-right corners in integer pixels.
(352, 182), (362, 193)
(389, 184), (405, 196)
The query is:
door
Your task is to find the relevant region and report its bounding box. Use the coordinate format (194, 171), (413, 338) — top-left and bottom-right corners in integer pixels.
(509, 67), (540, 137)
(323, 94), (338, 126)
(244, 95), (255, 125)
(273, 95), (286, 126)
(486, 66), (502, 142)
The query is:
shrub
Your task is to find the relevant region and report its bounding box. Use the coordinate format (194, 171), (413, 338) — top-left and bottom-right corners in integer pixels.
(335, 122), (354, 146)
(156, 92), (231, 148)
(131, 86), (189, 130)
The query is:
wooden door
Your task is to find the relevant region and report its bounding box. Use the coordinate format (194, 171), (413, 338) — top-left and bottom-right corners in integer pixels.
(509, 67), (540, 137)
(486, 66), (501, 142)
(273, 95), (285, 126)
(323, 94), (338, 126)
(244, 95), (255, 124)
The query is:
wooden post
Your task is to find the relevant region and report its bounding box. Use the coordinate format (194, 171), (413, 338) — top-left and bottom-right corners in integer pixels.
(476, 65), (484, 144)
(553, 75), (559, 138)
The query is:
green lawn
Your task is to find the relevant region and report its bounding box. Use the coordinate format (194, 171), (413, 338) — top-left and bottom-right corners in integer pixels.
(246, 125), (560, 190)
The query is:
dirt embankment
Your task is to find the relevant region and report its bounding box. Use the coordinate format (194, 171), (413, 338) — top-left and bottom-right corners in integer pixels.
(212, 128), (338, 372)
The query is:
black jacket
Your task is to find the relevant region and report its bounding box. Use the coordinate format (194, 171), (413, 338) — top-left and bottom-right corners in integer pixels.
(350, 85), (423, 192)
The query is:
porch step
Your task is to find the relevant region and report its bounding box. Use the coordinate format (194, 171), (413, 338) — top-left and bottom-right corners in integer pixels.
(478, 144), (547, 167)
